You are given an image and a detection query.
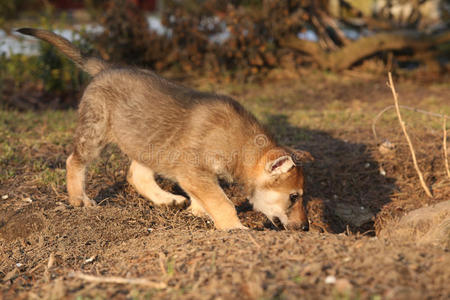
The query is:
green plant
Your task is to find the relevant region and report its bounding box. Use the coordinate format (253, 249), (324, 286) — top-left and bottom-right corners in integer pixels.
(0, 11), (90, 109)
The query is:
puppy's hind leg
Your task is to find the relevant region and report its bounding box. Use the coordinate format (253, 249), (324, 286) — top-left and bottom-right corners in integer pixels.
(127, 160), (187, 205)
(67, 152), (96, 207)
(67, 98), (107, 207)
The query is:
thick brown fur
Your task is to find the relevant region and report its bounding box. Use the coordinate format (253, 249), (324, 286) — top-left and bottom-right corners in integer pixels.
(19, 28), (310, 230)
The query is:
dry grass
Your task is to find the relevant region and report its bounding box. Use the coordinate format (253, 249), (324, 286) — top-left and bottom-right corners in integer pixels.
(1, 72), (449, 299)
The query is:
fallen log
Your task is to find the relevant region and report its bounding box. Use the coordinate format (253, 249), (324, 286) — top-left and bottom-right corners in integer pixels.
(280, 30), (450, 71)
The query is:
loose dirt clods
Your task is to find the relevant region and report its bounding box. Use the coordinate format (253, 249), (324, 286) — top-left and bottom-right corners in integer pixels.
(1, 72), (449, 299)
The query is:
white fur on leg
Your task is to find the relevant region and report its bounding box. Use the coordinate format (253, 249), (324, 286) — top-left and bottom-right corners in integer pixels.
(66, 154), (96, 207)
(128, 161), (186, 205)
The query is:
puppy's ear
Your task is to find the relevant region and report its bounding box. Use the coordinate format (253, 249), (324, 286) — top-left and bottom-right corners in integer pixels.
(265, 155), (295, 175)
(284, 147), (314, 164)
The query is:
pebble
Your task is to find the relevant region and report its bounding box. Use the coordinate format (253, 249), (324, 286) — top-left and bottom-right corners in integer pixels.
(23, 197), (32, 203)
(379, 140), (395, 155)
(325, 275), (336, 284)
(84, 255), (96, 264)
(2, 194), (8, 200)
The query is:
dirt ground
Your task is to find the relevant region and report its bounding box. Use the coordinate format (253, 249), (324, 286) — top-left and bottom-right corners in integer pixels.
(1, 70), (449, 299)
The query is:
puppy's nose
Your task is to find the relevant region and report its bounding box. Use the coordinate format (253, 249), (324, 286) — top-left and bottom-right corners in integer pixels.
(301, 223), (309, 231)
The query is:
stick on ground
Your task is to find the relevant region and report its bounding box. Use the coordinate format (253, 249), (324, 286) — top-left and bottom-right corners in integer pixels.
(70, 271), (167, 289)
(387, 72), (433, 198)
(444, 118), (450, 178)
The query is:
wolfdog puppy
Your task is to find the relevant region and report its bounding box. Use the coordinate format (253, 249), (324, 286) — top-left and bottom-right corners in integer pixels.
(18, 28), (311, 230)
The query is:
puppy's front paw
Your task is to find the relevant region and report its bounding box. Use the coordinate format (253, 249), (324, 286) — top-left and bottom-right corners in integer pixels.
(69, 195), (96, 207)
(83, 197), (97, 207)
(238, 224), (249, 230)
(232, 223), (249, 230)
(216, 221), (248, 230)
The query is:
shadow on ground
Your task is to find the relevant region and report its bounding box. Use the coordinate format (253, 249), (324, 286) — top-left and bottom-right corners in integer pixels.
(31, 110), (397, 235)
(265, 114), (396, 234)
(86, 113), (396, 234)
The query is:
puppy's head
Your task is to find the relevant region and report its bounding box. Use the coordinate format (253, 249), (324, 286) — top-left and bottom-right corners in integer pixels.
(249, 147), (312, 231)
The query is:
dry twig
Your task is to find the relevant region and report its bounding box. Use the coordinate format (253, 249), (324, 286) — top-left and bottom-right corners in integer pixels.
(387, 72), (433, 198)
(372, 105), (450, 140)
(158, 252), (167, 276)
(444, 118), (450, 178)
(247, 233), (261, 249)
(70, 271), (167, 289)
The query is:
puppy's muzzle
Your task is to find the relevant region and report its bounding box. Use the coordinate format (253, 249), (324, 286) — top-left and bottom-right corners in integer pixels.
(286, 200), (309, 231)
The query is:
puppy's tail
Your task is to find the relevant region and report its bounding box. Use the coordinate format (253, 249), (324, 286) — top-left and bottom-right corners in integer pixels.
(17, 28), (108, 76)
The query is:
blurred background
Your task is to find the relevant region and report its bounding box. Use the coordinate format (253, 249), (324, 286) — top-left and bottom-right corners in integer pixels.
(0, 0), (449, 109)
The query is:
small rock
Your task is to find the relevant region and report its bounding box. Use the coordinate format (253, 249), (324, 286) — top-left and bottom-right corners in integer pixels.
(2, 195), (9, 200)
(379, 166), (386, 176)
(335, 203), (375, 227)
(23, 197), (32, 203)
(325, 275), (336, 284)
(364, 163), (370, 169)
(15, 263), (22, 268)
(83, 255), (96, 264)
(379, 140), (395, 155)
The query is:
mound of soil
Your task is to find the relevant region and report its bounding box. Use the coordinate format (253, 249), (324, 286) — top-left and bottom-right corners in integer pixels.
(379, 200), (450, 248)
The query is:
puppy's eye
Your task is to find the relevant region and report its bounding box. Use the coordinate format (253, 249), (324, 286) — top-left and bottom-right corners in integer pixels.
(289, 193), (299, 205)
